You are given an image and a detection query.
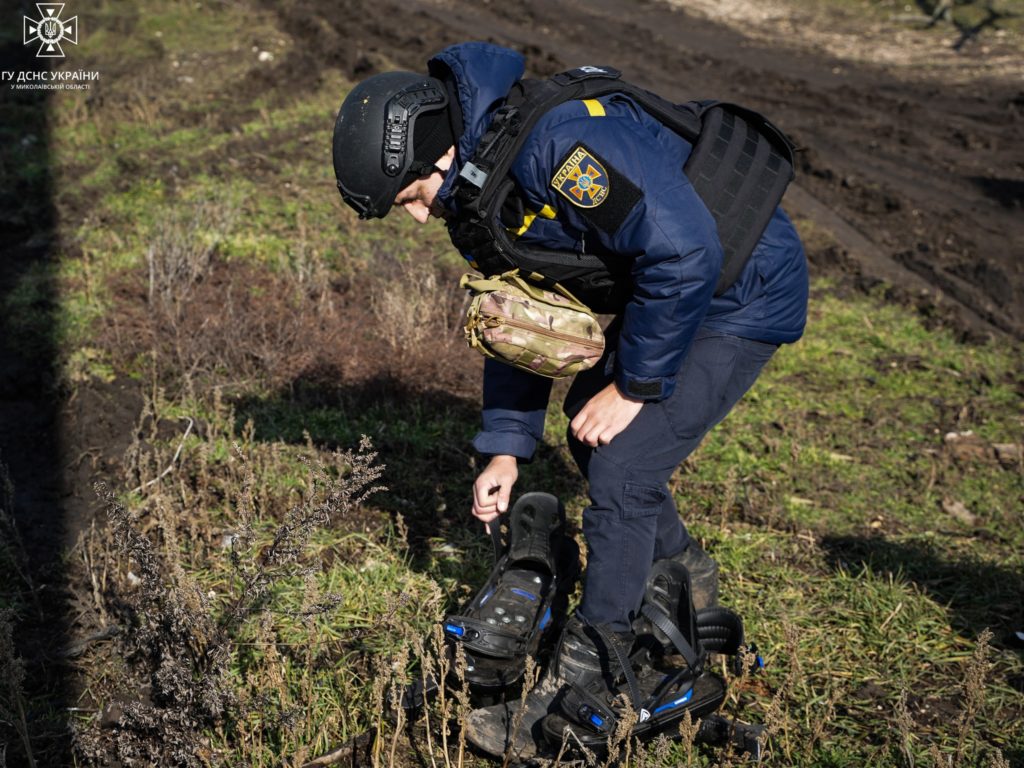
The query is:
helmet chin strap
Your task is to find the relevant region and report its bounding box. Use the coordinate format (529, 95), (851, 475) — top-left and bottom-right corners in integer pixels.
(408, 160), (443, 179)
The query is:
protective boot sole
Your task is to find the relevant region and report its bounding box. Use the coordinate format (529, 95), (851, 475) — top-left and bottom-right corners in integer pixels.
(444, 492), (579, 693)
(462, 674), (565, 760)
(539, 669), (727, 754)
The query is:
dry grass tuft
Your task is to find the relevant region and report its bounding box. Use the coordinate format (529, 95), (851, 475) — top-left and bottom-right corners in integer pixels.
(145, 200), (236, 322)
(953, 628), (993, 766)
(105, 199), (352, 395)
(103, 202), (477, 400)
(78, 482), (236, 767)
(73, 429), (386, 767)
(369, 254), (464, 356)
(0, 608), (35, 768)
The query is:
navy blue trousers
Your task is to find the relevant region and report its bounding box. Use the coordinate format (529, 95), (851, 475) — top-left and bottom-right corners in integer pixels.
(563, 325), (778, 632)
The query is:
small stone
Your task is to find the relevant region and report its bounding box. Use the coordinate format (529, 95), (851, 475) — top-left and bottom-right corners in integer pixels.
(258, 50), (274, 62)
(944, 430), (990, 462)
(994, 443), (1022, 468)
(942, 498), (977, 526)
(944, 430), (974, 441)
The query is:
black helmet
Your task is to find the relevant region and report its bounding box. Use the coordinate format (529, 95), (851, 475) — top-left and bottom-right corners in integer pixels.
(333, 71), (453, 219)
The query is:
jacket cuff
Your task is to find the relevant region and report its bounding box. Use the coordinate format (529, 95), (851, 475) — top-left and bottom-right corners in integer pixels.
(616, 370), (675, 401)
(472, 431), (538, 461)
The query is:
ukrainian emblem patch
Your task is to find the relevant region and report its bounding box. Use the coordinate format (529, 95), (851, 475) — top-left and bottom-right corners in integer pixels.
(551, 146), (609, 208)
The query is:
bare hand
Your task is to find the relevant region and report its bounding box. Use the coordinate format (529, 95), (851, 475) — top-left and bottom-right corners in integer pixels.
(570, 382), (644, 447)
(472, 455), (519, 526)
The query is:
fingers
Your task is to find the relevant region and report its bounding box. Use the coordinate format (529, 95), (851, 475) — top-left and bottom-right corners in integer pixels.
(571, 384), (644, 447)
(472, 500), (493, 522)
(472, 457), (518, 521)
(573, 415), (625, 447)
(475, 508), (500, 526)
(471, 473), (489, 512)
(472, 475), (504, 518)
(570, 411), (592, 446)
(571, 410), (606, 448)
(472, 496), (503, 522)
(473, 480), (509, 517)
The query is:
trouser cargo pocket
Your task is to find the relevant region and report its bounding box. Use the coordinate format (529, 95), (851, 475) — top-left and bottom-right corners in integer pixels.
(622, 482), (665, 520)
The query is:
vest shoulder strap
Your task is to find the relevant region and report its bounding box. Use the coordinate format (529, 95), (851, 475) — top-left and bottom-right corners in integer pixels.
(454, 66), (707, 214)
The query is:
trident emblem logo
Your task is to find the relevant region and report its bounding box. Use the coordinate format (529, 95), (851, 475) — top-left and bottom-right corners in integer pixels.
(23, 3), (78, 58)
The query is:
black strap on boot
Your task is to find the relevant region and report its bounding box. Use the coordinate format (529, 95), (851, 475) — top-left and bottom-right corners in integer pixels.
(640, 601), (702, 670)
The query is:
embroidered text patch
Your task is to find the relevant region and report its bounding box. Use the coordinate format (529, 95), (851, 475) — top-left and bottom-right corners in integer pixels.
(551, 146), (609, 208)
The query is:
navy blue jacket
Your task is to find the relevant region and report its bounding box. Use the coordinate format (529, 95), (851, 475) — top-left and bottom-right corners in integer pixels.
(430, 43), (808, 460)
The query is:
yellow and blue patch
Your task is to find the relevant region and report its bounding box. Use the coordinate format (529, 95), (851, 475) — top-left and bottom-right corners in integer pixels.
(551, 146), (609, 208)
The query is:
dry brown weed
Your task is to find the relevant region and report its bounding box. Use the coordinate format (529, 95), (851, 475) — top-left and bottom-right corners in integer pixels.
(74, 430), (385, 767)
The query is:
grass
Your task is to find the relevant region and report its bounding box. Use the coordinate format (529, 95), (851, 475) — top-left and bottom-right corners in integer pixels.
(53, 275), (1021, 767)
(681, 285), (1024, 543)
(0, 0), (1021, 765)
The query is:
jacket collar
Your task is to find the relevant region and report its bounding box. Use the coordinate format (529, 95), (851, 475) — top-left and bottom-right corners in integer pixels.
(427, 43), (525, 209)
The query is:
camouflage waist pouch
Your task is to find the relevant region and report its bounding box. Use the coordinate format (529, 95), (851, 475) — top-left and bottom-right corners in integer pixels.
(460, 271), (605, 379)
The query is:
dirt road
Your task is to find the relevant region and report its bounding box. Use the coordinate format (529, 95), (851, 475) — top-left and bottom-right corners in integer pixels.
(269, 0), (1024, 340)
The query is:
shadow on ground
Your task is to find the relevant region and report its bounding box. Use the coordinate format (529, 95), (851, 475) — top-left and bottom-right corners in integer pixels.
(820, 534), (1024, 649)
(233, 374), (582, 565)
(0, 29), (72, 766)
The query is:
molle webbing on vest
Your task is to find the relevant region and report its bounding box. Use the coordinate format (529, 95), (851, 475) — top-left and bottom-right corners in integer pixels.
(447, 66), (796, 310)
(686, 106), (793, 291)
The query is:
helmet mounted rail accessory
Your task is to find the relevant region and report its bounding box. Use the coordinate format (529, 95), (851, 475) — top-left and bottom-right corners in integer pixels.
(334, 75), (449, 219)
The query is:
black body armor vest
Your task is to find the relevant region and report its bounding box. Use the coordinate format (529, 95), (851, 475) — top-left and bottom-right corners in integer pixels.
(446, 66), (796, 314)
